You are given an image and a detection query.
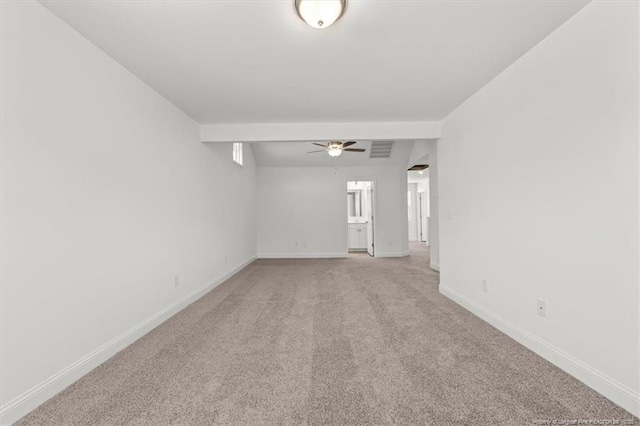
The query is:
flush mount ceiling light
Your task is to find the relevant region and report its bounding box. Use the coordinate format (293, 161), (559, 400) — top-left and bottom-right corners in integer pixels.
(295, 0), (347, 29)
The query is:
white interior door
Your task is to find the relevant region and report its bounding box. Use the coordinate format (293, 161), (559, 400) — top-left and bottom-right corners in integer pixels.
(418, 192), (423, 241)
(366, 183), (374, 256)
(419, 192), (428, 243)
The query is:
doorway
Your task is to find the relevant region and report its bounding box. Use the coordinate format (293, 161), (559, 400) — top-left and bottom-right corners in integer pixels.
(347, 181), (374, 256)
(418, 191), (429, 244)
(408, 168), (430, 247)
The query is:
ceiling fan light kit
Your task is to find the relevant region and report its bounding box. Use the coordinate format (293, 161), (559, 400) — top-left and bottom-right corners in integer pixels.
(307, 141), (366, 157)
(327, 141), (344, 157)
(295, 0), (347, 29)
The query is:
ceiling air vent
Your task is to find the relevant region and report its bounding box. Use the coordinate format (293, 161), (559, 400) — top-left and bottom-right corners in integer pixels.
(369, 141), (394, 159)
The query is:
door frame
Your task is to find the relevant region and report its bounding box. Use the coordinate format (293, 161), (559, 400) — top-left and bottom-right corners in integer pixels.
(345, 179), (377, 257)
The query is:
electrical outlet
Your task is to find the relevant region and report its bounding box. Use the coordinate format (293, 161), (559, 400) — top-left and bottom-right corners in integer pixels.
(173, 274), (180, 287)
(537, 299), (546, 318)
(225, 254), (228, 263)
(482, 279), (489, 293)
(447, 210), (454, 220)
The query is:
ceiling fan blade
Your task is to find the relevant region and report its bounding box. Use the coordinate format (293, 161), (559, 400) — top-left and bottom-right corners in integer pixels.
(344, 148), (366, 152)
(307, 150), (326, 154)
(312, 143), (328, 148)
(342, 141), (357, 147)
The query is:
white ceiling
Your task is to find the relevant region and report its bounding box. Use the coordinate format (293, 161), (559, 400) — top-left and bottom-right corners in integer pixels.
(40, 0), (588, 124)
(251, 140), (415, 167)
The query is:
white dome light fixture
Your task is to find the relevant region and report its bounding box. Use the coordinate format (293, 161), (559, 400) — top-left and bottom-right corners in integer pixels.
(327, 141), (344, 157)
(295, 0), (347, 29)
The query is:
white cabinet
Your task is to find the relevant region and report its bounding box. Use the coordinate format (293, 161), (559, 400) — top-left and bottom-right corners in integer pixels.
(348, 223), (368, 251)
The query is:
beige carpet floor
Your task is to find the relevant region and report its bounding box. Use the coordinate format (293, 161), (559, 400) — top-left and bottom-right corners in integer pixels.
(18, 243), (636, 425)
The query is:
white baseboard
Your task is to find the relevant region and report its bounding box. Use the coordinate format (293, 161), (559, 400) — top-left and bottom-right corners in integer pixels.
(375, 251), (409, 258)
(439, 284), (640, 418)
(430, 261), (440, 271)
(257, 252), (347, 259)
(258, 251), (411, 259)
(0, 256), (257, 426)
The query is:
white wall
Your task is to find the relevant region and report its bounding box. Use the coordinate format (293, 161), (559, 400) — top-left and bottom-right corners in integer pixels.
(427, 141), (440, 270)
(438, 1), (639, 416)
(0, 2), (257, 422)
(407, 140), (430, 167)
(257, 167), (408, 258)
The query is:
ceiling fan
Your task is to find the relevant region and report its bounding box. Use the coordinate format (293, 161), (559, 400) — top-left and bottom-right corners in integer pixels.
(307, 141), (366, 157)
